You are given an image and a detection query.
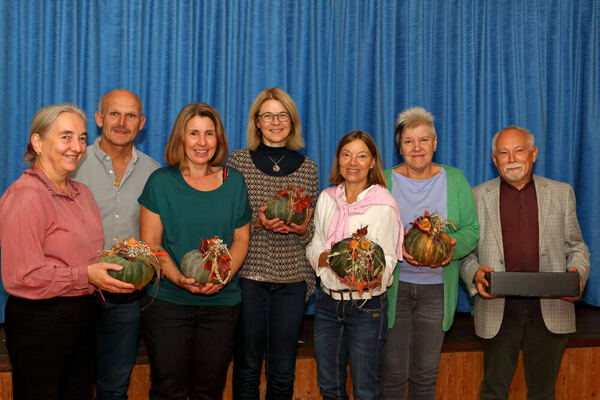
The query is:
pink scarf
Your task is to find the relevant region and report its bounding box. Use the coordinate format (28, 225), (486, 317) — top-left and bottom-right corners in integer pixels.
(324, 183), (403, 260)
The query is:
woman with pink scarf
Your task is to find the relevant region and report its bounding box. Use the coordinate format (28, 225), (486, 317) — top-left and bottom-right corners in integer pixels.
(306, 130), (403, 400)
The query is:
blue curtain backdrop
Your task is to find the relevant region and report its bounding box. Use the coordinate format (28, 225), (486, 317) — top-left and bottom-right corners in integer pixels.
(0, 0), (598, 322)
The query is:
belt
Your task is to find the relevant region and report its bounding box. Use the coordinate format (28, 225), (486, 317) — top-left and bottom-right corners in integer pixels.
(321, 285), (374, 301)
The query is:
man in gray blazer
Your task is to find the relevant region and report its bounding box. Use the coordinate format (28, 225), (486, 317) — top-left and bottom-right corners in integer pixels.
(460, 125), (590, 400)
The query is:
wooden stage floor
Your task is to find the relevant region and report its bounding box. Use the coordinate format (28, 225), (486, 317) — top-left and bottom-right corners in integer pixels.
(0, 303), (598, 399)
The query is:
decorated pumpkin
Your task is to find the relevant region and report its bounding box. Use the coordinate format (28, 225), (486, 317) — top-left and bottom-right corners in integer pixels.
(265, 185), (313, 225)
(327, 226), (385, 293)
(99, 238), (162, 289)
(404, 210), (454, 266)
(180, 238), (232, 284)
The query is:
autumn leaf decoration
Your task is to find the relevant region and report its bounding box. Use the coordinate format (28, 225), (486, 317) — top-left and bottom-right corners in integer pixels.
(265, 185), (313, 225)
(412, 210), (455, 240)
(198, 238), (233, 284)
(100, 237), (165, 271)
(327, 226), (386, 295)
(275, 186), (313, 213)
(97, 238), (165, 299)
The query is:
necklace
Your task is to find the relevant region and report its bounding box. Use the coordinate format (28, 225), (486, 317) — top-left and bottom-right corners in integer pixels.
(113, 171), (124, 187)
(267, 154), (286, 172)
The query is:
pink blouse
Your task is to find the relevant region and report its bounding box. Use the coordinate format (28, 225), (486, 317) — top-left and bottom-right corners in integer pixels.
(0, 167), (103, 299)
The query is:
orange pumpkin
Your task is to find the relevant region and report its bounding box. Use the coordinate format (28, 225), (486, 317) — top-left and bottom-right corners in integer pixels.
(404, 211), (453, 266)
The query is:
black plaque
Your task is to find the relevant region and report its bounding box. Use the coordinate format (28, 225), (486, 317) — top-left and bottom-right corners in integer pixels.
(484, 271), (580, 297)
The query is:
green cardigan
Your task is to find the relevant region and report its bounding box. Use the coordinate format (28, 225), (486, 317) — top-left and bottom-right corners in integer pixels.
(385, 164), (479, 331)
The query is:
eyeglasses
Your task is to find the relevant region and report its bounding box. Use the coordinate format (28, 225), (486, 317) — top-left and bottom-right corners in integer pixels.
(257, 112), (291, 123)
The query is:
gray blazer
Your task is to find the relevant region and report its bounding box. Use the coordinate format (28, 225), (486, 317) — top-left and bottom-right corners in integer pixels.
(460, 175), (590, 339)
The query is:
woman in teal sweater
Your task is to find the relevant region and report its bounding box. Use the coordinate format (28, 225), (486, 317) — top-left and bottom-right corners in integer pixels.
(382, 107), (479, 400)
(139, 103), (252, 399)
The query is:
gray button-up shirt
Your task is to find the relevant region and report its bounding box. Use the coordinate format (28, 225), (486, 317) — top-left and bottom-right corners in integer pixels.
(71, 136), (161, 249)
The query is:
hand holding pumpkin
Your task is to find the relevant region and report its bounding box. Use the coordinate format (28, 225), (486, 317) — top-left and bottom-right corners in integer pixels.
(280, 207), (313, 235)
(402, 231), (456, 267)
(88, 262), (136, 293)
(327, 227), (385, 294)
(403, 211), (455, 267)
(98, 238), (163, 289)
(172, 274), (223, 295)
(180, 238), (233, 288)
(318, 247), (333, 268)
(261, 186), (313, 234)
(198, 282), (224, 295)
(402, 231), (424, 266)
(425, 237), (456, 268)
(256, 205), (286, 232)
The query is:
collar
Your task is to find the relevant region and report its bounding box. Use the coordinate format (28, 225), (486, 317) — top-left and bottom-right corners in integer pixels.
(499, 174), (534, 191)
(338, 183), (373, 203)
(257, 142), (289, 156)
(24, 166), (80, 199)
(323, 183), (404, 260)
(92, 136), (139, 164)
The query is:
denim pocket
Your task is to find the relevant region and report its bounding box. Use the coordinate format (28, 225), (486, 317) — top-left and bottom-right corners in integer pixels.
(350, 292), (387, 312)
(350, 294), (388, 340)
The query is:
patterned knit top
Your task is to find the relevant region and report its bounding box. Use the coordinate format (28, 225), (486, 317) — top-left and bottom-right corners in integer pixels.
(227, 149), (318, 297)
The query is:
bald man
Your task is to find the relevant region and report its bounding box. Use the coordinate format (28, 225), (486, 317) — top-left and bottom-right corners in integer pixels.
(72, 89), (160, 399)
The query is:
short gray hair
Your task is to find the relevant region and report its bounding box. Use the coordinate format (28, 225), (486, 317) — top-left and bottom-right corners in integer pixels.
(394, 106), (436, 148)
(491, 125), (535, 155)
(25, 103), (87, 163)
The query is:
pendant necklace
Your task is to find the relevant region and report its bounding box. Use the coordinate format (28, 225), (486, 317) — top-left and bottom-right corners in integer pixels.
(113, 171), (124, 187)
(268, 154), (286, 172)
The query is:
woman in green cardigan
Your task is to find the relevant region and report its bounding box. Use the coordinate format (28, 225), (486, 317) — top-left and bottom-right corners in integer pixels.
(381, 107), (479, 400)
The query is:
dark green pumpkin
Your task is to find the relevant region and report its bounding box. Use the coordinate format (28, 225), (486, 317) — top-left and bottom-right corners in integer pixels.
(100, 254), (155, 289)
(404, 228), (452, 266)
(180, 249), (231, 284)
(328, 238), (385, 282)
(265, 194), (308, 225)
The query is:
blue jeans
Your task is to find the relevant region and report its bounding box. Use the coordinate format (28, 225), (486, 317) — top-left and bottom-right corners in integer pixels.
(233, 279), (307, 400)
(314, 290), (388, 400)
(96, 297), (142, 400)
(382, 281), (445, 400)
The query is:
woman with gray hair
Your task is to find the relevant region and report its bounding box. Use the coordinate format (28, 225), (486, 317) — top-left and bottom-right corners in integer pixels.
(0, 103), (134, 399)
(382, 106), (479, 399)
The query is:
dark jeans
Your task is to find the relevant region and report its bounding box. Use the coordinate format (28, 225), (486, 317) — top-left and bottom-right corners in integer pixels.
(141, 297), (240, 400)
(96, 297), (142, 400)
(314, 290), (388, 400)
(233, 279), (307, 400)
(480, 298), (569, 400)
(5, 294), (96, 400)
(382, 282), (445, 400)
